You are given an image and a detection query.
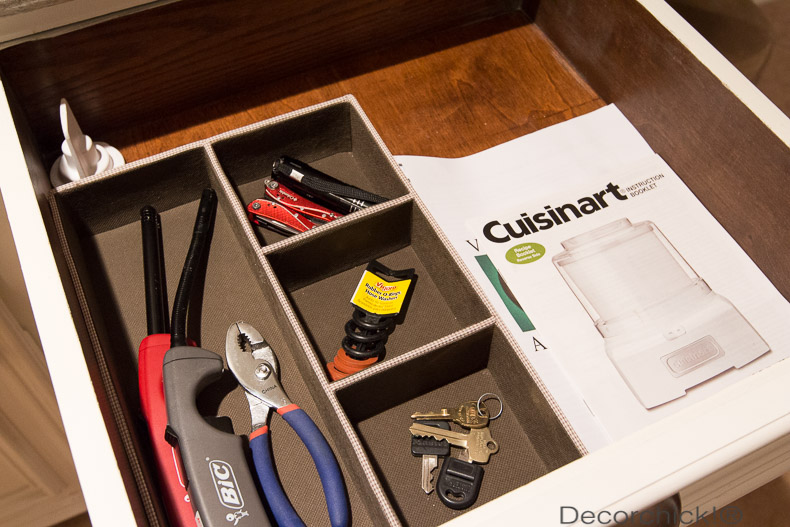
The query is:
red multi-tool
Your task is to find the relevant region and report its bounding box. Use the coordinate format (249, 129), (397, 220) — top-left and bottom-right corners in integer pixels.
(247, 177), (343, 235)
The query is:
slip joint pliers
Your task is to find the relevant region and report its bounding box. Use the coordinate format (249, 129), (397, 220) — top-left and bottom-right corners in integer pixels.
(226, 322), (350, 527)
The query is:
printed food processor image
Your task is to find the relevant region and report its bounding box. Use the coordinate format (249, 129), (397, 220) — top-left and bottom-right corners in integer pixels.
(553, 218), (769, 409)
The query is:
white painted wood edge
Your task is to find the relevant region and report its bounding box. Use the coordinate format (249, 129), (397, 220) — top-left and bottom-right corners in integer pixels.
(636, 0), (790, 147)
(0, 83), (137, 526)
(0, 0), (175, 48)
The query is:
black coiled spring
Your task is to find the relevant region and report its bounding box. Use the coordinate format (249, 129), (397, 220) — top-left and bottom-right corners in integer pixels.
(341, 309), (395, 360)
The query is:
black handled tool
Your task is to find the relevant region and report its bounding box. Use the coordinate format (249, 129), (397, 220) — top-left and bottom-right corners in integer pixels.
(141, 206), (169, 335)
(162, 189), (272, 527)
(272, 156), (385, 214)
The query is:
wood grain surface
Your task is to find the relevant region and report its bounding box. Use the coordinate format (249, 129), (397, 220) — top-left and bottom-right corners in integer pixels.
(106, 12), (603, 162)
(0, 0), (521, 158)
(5, 0), (784, 298)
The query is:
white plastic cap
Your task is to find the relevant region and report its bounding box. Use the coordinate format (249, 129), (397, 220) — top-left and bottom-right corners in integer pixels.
(50, 99), (124, 187)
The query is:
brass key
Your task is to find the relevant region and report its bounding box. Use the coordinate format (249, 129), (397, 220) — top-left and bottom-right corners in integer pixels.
(411, 401), (489, 429)
(409, 423), (499, 464)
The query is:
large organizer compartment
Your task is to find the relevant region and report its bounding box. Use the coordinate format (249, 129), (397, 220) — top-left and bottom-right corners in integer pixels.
(47, 97), (581, 526)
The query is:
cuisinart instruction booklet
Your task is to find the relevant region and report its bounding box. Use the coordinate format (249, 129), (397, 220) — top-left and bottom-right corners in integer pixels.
(398, 105), (790, 452)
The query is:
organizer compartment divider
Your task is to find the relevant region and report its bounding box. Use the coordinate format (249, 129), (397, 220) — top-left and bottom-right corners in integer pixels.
(264, 198), (414, 289)
(47, 95), (582, 526)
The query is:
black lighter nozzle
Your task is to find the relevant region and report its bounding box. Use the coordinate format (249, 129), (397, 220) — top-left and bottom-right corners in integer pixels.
(170, 189), (217, 348)
(141, 205), (168, 335)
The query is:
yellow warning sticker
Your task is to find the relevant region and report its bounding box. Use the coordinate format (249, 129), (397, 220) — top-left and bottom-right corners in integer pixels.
(350, 270), (412, 316)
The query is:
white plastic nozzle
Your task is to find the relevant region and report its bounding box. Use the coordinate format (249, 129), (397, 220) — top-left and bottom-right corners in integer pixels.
(50, 98), (125, 187)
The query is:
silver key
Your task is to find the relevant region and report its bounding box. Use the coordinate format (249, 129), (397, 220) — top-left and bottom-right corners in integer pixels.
(411, 421), (451, 494)
(411, 401), (490, 429)
(409, 423), (499, 464)
(421, 456), (438, 494)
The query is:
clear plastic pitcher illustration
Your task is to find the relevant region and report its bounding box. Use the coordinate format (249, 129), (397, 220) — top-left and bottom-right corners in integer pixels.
(553, 218), (769, 408)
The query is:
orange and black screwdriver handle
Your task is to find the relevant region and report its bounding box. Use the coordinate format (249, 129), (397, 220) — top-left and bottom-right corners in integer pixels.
(137, 205), (195, 526)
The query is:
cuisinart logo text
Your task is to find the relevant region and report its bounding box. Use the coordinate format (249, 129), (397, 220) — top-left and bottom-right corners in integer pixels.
(482, 183), (628, 243)
(210, 460), (245, 509)
(664, 336), (723, 376)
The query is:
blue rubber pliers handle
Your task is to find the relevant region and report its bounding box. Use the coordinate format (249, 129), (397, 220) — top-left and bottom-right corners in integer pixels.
(227, 322), (350, 526)
(249, 405), (349, 527)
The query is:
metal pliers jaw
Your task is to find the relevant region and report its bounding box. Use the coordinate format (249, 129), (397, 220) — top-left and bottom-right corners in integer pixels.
(225, 322), (350, 527)
(226, 322), (292, 432)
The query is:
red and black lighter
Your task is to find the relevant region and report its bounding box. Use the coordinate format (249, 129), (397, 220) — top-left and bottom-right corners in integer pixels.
(137, 205), (195, 526)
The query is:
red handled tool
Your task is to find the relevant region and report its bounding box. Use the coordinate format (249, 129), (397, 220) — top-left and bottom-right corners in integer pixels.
(137, 205), (195, 526)
(247, 199), (316, 235)
(263, 177), (343, 224)
(247, 178), (342, 236)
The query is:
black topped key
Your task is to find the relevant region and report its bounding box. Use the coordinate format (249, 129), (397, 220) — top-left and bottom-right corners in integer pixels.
(411, 420), (450, 494)
(436, 456), (484, 510)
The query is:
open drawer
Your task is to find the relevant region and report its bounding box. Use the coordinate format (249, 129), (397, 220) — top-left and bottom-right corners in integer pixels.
(1, 1), (789, 526)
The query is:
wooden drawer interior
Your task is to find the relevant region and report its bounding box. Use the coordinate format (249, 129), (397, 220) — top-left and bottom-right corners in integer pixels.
(2, 0), (789, 526)
(4, 0), (786, 301)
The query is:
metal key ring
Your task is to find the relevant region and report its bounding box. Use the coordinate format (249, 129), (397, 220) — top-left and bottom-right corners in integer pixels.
(477, 392), (503, 421)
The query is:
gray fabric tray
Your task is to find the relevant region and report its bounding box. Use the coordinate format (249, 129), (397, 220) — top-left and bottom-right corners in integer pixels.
(48, 96), (581, 527)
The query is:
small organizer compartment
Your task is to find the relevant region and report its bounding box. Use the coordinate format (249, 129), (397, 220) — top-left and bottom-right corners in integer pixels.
(335, 325), (581, 526)
(266, 200), (491, 375)
(49, 145), (374, 526)
(211, 100), (410, 247)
